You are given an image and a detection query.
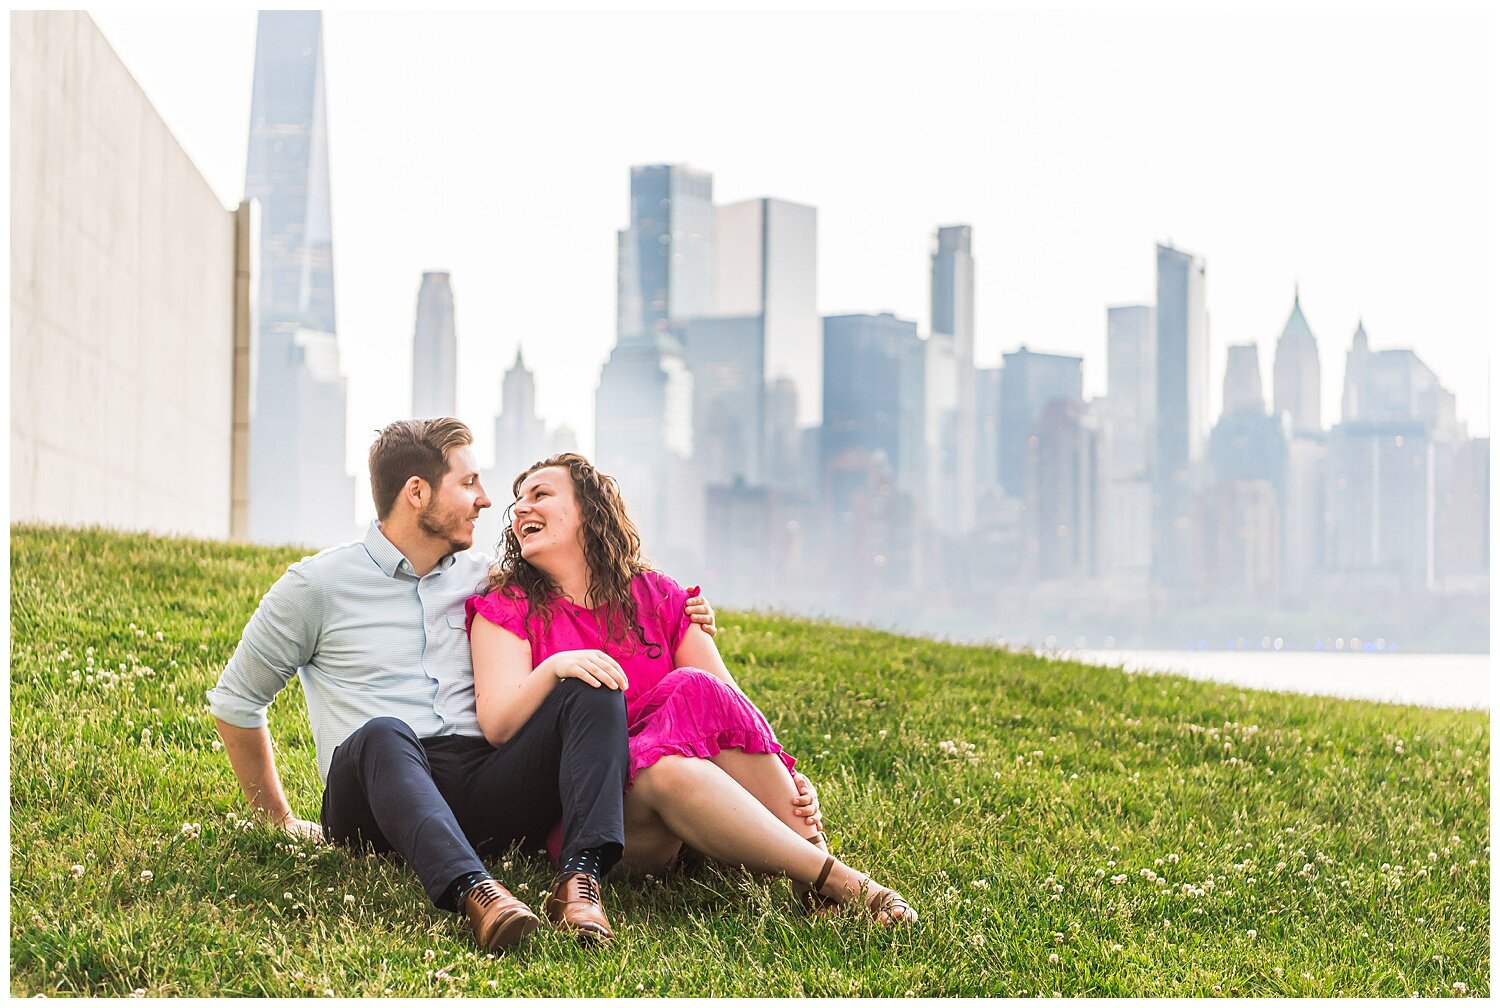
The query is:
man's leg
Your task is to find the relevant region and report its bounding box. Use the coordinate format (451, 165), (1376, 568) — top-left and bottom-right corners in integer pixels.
(451, 678), (628, 865)
(320, 716), (490, 909)
(450, 678), (628, 942)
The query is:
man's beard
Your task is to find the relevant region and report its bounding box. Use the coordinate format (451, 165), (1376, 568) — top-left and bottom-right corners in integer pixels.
(418, 501), (471, 553)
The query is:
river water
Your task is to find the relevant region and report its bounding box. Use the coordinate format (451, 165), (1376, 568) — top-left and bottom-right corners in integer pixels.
(1053, 649), (1490, 711)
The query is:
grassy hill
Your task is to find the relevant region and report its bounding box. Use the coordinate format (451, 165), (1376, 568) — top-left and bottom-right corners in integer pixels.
(8, 525), (1490, 996)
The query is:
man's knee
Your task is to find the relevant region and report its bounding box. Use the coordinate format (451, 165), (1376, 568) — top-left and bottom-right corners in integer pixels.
(338, 716), (420, 767)
(352, 715), (418, 744)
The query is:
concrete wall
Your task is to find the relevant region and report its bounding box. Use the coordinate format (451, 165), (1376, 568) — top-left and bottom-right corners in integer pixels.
(10, 11), (248, 539)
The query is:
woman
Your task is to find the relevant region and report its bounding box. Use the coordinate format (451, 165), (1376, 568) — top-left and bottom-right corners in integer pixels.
(465, 453), (914, 929)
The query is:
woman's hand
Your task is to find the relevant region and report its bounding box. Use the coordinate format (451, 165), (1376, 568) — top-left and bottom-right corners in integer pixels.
(792, 771), (822, 831)
(685, 593), (717, 638)
(540, 649), (629, 691)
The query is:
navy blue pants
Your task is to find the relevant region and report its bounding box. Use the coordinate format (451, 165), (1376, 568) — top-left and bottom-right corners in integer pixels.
(320, 678), (628, 910)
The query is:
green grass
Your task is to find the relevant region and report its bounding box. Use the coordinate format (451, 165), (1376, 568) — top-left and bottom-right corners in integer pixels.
(9, 524), (1490, 997)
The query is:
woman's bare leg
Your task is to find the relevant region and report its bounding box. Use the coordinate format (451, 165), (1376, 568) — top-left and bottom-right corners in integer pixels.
(708, 749), (821, 841)
(617, 784), (683, 875)
(623, 755), (911, 923)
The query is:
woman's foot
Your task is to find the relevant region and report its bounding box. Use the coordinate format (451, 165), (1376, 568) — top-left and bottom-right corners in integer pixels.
(863, 883), (917, 926)
(807, 852), (918, 927)
(792, 833), (841, 916)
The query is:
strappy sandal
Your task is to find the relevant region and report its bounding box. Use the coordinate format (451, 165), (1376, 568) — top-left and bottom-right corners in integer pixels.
(866, 886), (917, 927)
(792, 833), (842, 916)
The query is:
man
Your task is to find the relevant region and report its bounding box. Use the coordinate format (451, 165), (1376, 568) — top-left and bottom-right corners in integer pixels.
(206, 418), (718, 951)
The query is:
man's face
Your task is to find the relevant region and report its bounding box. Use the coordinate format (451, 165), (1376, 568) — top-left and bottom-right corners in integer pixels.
(417, 445), (490, 553)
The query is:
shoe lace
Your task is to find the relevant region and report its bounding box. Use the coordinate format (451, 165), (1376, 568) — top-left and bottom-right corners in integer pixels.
(573, 873), (601, 905)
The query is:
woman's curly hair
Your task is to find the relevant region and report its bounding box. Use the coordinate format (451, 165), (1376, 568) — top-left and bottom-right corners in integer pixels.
(483, 453), (661, 657)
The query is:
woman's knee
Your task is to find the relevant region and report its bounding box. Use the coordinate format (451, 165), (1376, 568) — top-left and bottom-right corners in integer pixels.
(633, 754), (708, 798)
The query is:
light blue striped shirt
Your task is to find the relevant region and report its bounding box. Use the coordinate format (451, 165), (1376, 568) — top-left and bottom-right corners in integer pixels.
(207, 522), (490, 782)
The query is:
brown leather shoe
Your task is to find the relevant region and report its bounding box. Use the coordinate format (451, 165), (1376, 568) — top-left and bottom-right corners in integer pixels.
(544, 872), (614, 944)
(464, 880), (540, 952)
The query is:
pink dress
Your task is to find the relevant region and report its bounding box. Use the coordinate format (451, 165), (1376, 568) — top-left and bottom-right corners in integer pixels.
(465, 571), (797, 861)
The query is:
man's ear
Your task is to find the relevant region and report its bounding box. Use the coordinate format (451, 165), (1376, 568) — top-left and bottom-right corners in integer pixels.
(402, 475), (427, 511)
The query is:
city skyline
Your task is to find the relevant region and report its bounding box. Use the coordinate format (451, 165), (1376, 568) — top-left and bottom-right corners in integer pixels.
(90, 9), (1491, 526)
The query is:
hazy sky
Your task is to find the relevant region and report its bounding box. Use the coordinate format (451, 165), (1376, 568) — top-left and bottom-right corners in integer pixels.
(91, 7), (1491, 525)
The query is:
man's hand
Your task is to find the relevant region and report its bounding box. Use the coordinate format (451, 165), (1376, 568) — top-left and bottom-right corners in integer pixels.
(685, 592), (717, 638)
(791, 771), (821, 831)
(277, 814), (325, 842)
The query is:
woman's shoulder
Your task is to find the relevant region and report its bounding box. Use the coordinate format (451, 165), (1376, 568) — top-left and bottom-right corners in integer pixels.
(471, 582), (529, 607)
(465, 583), (534, 637)
(631, 569), (701, 605)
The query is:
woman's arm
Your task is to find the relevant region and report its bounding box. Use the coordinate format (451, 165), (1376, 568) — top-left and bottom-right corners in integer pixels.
(470, 616), (628, 746)
(671, 622), (739, 691)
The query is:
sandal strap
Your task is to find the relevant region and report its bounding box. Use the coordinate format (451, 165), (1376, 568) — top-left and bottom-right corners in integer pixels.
(812, 854), (835, 892)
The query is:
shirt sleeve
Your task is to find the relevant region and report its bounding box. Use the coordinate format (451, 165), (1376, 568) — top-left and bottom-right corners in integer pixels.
(205, 563), (322, 729)
(465, 590), (531, 642)
(643, 571), (699, 655)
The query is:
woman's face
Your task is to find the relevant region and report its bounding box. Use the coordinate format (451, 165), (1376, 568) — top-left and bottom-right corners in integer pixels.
(511, 466), (584, 568)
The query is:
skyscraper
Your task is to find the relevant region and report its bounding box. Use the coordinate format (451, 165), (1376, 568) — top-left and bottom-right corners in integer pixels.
(1221, 343), (1265, 418)
(821, 312), (925, 506)
(1103, 304), (1156, 479)
(1098, 305), (1155, 583)
(476, 347), (549, 553)
(1272, 289), (1321, 434)
(492, 348), (547, 488)
(411, 272), (457, 418)
(244, 10), (354, 546)
(679, 315), (763, 486)
(1340, 325), (1457, 432)
(1152, 242), (1209, 586)
(596, 165), (712, 566)
(1023, 398), (1098, 582)
(998, 347), (1084, 498)
(712, 196), (819, 489)
(930, 225), (977, 531)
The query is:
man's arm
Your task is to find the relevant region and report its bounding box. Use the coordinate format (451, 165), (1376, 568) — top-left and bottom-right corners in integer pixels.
(214, 719), (322, 839)
(685, 591), (717, 637)
(207, 564), (322, 838)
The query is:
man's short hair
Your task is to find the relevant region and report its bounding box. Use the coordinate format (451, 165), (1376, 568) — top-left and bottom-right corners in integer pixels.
(368, 418), (474, 520)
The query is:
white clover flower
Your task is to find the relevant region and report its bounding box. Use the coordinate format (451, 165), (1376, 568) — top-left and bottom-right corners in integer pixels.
(1453, 982), (1467, 994)
(971, 879), (989, 889)
(1048, 953), (1059, 964)
(154, 631), (164, 641)
(1246, 929), (1257, 939)
(1110, 943), (1123, 952)
(139, 870), (153, 882)
(344, 894), (356, 904)
(69, 864), (85, 878)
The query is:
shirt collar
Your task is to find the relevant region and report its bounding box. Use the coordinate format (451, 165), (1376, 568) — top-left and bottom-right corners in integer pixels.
(363, 521), (457, 578)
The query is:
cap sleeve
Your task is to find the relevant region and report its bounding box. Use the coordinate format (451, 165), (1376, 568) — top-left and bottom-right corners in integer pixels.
(465, 589), (531, 641)
(640, 571), (699, 654)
